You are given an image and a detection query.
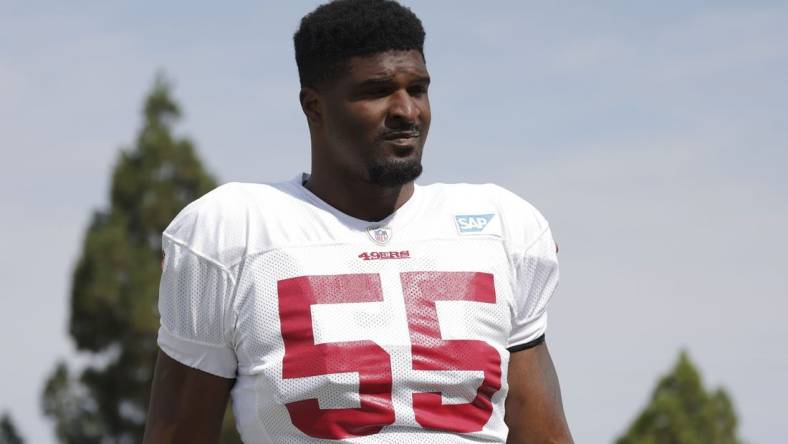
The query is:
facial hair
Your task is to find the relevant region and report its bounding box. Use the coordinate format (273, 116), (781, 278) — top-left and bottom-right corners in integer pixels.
(366, 124), (424, 187)
(368, 157), (423, 187)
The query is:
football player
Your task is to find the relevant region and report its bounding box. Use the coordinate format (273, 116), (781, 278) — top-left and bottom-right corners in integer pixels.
(143, 0), (573, 442)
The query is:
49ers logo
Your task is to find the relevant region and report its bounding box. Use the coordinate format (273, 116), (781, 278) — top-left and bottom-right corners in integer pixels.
(358, 250), (410, 261)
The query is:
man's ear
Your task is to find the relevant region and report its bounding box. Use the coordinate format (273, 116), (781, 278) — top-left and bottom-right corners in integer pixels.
(299, 87), (322, 126)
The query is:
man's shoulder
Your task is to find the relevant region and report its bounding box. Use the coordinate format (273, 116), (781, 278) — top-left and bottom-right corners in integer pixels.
(163, 180), (302, 266)
(420, 182), (550, 247)
(165, 181), (296, 233)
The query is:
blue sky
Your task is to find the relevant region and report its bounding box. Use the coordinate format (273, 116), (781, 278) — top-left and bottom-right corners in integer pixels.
(1, 1), (787, 443)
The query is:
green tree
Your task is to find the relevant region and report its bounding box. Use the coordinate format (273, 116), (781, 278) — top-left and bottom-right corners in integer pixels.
(41, 75), (242, 443)
(0, 413), (25, 444)
(616, 350), (742, 444)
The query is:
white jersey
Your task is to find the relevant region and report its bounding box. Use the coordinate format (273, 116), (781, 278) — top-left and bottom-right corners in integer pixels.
(157, 174), (559, 443)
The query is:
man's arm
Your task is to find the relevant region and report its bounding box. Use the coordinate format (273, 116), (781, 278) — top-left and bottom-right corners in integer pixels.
(143, 350), (235, 444)
(505, 340), (573, 444)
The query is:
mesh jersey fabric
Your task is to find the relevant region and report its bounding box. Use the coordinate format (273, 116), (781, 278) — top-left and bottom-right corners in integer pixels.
(157, 174), (559, 443)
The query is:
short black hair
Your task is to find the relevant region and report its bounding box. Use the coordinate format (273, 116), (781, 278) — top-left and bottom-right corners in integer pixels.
(294, 0), (426, 88)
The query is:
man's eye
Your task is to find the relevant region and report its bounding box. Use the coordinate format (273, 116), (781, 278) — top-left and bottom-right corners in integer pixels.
(363, 87), (391, 97)
(408, 85), (428, 96)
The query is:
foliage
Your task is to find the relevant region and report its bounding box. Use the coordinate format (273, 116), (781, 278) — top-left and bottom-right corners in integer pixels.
(0, 413), (25, 444)
(41, 75), (242, 443)
(616, 350), (742, 444)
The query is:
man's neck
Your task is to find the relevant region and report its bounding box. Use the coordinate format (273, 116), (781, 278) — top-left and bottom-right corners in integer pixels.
(304, 171), (414, 222)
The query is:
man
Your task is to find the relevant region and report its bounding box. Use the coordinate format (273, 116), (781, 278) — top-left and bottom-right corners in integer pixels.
(143, 0), (573, 443)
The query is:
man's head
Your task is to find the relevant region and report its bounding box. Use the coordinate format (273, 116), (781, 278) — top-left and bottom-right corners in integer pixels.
(294, 0), (430, 188)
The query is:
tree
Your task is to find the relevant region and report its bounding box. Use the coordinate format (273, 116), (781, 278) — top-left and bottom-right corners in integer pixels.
(41, 75), (242, 443)
(0, 413), (25, 444)
(616, 350), (742, 444)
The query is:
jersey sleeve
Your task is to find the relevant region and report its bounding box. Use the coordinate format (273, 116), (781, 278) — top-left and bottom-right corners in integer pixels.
(507, 225), (560, 351)
(157, 236), (238, 378)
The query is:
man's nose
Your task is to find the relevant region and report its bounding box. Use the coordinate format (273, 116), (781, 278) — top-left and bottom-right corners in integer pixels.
(386, 89), (419, 126)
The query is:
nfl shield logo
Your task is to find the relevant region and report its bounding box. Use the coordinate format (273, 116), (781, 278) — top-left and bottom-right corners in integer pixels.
(367, 226), (392, 245)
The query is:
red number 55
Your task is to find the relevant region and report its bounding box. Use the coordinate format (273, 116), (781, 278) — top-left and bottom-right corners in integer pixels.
(277, 272), (501, 439)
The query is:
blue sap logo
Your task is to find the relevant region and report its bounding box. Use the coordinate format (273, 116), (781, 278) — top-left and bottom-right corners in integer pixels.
(455, 214), (496, 233)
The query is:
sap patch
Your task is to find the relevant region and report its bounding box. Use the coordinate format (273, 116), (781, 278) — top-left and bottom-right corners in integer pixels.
(454, 214), (496, 234)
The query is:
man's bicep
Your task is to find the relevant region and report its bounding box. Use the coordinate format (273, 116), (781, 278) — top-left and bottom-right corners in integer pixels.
(143, 350), (234, 444)
(505, 340), (573, 444)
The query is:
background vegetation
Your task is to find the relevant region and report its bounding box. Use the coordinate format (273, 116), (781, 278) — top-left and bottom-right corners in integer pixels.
(39, 77), (240, 444)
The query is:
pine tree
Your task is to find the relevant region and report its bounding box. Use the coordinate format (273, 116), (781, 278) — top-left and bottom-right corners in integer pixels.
(0, 413), (25, 444)
(41, 75), (242, 443)
(616, 350), (742, 444)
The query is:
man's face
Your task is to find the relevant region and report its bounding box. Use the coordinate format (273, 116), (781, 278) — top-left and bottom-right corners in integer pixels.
(317, 49), (431, 187)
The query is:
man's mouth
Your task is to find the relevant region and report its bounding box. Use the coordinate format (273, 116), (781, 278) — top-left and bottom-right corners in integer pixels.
(381, 130), (421, 143)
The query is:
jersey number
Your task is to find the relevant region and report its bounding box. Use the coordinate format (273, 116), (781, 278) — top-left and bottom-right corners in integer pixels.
(277, 272), (501, 439)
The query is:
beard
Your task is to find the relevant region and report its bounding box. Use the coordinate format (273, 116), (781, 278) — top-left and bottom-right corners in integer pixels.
(367, 157), (423, 187)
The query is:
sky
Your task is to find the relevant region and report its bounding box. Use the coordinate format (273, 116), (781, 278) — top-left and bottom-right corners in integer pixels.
(1, 1), (787, 443)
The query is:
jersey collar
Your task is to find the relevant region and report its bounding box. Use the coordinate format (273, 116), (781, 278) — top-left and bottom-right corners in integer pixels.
(293, 173), (424, 233)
